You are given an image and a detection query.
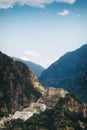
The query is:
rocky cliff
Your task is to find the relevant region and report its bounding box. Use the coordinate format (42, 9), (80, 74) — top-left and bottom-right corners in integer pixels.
(0, 52), (43, 117)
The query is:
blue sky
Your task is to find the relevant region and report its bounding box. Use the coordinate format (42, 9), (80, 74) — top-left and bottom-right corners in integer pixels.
(0, 0), (87, 67)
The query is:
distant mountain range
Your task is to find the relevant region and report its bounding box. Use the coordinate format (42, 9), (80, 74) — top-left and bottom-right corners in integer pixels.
(13, 57), (45, 78)
(1, 50), (87, 130)
(39, 44), (87, 102)
(0, 52), (43, 117)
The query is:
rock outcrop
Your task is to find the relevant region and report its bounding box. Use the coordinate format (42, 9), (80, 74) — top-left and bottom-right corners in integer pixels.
(27, 70), (44, 94)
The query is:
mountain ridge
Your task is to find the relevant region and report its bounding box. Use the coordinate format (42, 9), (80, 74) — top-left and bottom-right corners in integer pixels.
(0, 52), (43, 117)
(13, 57), (45, 78)
(39, 44), (87, 102)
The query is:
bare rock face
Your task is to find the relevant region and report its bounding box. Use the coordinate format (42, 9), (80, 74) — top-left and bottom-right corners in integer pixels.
(28, 70), (44, 94)
(0, 52), (42, 117)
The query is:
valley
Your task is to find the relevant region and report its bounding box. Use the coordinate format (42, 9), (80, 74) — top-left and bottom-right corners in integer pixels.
(0, 45), (87, 130)
(0, 0), (87, 129)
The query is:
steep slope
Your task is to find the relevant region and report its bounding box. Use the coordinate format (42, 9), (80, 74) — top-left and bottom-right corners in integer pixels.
(5, 94), (87, 130)
(13, 57), (45, 77)
(39, 44), (87, 102)
(0, 52), (43, 117)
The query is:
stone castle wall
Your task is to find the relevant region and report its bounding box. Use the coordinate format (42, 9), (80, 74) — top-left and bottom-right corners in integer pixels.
(45, 87), (68, 97)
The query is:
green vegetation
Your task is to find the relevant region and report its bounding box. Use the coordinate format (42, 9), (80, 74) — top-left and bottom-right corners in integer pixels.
(0, 52), (41, 117)
(5, 95), (87, 130)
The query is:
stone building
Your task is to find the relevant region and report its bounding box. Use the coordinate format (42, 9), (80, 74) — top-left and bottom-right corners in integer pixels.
(45, 87), (68, 97)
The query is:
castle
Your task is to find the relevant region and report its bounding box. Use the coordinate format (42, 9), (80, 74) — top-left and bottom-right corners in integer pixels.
(44, 87), (68, 97)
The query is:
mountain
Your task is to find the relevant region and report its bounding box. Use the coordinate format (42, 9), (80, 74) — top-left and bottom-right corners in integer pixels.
(39, 44), (87, 102)
(13, 57), (45, 78)
(0, 52), (44, 117)
(5, 94), (87, 130)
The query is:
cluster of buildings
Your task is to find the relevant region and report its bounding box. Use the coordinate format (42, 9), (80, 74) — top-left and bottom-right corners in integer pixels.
(0, 102), (46, 128)
(0, 87), (67, 128)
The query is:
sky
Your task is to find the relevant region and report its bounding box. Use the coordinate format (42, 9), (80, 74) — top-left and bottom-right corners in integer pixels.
(0, 0), (87, 68)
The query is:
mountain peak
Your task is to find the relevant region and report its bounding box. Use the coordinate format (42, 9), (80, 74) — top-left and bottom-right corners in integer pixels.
(39, 44), (87, 102)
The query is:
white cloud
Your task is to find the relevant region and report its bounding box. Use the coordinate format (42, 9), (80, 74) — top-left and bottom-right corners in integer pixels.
(24, 50), (39, 58)
(0, 0), (76, 9)
(56, 0), (76, 4)
(58, 9), (70, 16)
(20, 56), (29, 61)
(20, 50), (39, 61)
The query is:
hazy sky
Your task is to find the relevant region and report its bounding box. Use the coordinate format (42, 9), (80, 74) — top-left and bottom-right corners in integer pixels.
(0, 0), (87, 68)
